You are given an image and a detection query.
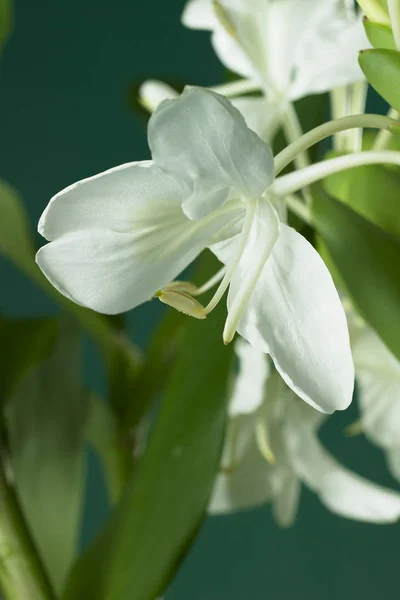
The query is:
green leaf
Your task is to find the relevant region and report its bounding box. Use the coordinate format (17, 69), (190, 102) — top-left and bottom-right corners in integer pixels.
(0, 0), (12, 55)
(364, 19), (396, 49)
(357, 0), (389, 23)
(359, 48), (400, 111)
(312, 185), (400, 362)
(85, 393), (129, 504)
(0, 181), (141, 420)
(0, 317), (58, 407)
(5, 318), (88, 594)
(63, 252), (234, 600)
(323, 162), (400, 239)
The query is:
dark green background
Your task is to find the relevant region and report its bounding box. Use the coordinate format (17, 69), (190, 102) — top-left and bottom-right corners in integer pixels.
(0, 1), (399, 598)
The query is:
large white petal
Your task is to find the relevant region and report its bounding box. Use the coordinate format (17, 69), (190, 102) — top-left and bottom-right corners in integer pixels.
(36, 163), (234, 314)
(231, 96), (281, 142)
(353, 327), (400, 449)
(285, 407), (400, 524)
(229, 339), (270, 416)
(233, 224), (354, 413)
(148, 87), (274, 220)
(289, 9), (368, 100)
(208, 414), (273, 514)
(181, 0), (219, 29)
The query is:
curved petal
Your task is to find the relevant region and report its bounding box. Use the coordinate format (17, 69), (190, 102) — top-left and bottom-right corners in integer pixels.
(353, 327), (400, 449)
(289, 10), (368, 100)
(139, 80), (178, 113)
(229, 339), (270, 416)
(148, 87), (274, 220)
(181, 0), (219, 29)
(208, 414), (273, 514)
(39, 161), (158, 241)
(231, 96), (281, 142)
(233, 224), (354, 413)
(36, 164), (233, 314)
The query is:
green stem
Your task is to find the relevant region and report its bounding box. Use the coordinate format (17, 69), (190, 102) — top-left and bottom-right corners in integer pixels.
(274, 113), (396, 175)
(373, 107), (399, 149)
(388, 0), (400, 49)
(271, 150), (400, 197)
(281, 101), (312, 205)
(211, 78), (259, 97)
(0, 457), (55, 600)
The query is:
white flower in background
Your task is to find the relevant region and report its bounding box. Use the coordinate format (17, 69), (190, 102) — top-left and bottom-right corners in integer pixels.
(352, 324), (400, 483)
(182, 0), (368, 103)
(210, 340), (400, 525)
(36, 87), (354, 413)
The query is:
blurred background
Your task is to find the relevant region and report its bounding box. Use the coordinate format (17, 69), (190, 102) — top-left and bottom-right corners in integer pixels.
(0, 1), (399, 598)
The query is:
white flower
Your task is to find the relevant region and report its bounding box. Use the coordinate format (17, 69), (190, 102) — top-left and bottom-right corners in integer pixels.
(182, 0), (368, 102)
(210, 340), (400, 525)
(352, 324), (400, 483)
(36, 87), (353, 413)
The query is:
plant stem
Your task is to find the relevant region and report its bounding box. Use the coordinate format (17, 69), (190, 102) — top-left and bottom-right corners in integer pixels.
(0, 456), (55, 600)
(274, 114), (396, 175)
(284, 194), (312, 225)
(356, 0), (390, 23)
(272, 150), (400, 196)
(388, 0), (400, 49)
(211, 78), (259, 97)
(373, 108), (399, 149)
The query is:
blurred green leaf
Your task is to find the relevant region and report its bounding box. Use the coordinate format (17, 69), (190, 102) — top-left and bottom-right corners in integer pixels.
(0, 181), (141, 420)
(359, 49), (400, 111)
(323, 162), (400, 238)
(85, 393), (129, 504)
(312, 185), (400, 362)
(5, 318), (88, 594)
(364, 19), (396, 49)
(0, 316), (58, 407)
(63, 252), (234, 600)
(0, 0), (12, 55)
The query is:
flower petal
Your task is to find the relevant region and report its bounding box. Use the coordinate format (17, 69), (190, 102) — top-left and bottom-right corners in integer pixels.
(231, 96), (281, 142)
(148, 87), (274, 220)
(229, 339), (270, 416)
(208, 414), (273, 514)
(36, 163), (233, 314)
(234, 224), (354, 413)
(181, 0), (219, 29)
(353, 327), (400, 449)
(271, 467), (301, 528)
(284, 401), (400, 523)
(289, 7), (369, 100)
(139, 80), (178, 113)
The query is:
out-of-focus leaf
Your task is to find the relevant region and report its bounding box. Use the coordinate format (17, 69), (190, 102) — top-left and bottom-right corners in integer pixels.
(63, 252), (235, 600)
(85, 393), (129, 504)
(357, 0), (389, 23)
(364, 19), (396, 49)
(5, 318), (88, 594)
(0, 0), (12, 55)
(323, 162), (400, 238)
(0, 316), (58, 407)
(312, 185), (400, 362)
(359, 49), (400, 111)
(0, 181), (141, 419)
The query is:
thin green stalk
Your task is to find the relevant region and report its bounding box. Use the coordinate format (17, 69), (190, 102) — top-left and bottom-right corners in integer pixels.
(0, 456), (55, 600)
(274, 113), (396, 175)
(388, 0), (400, 49)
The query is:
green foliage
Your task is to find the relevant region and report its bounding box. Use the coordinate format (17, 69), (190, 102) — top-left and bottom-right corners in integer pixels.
(312, 185), (400, 363)
(364, 19), (396, 49)
(63, 253), (234, 600)
(359, 49), (400, 112)
(0, 317), (58, 407)
(5, 319), (88, 594)
(323, 162), (400, 239)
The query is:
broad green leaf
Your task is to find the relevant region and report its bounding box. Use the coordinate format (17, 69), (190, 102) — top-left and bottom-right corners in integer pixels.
(364, 19), (396, 49)
(359, 49), (400, 111)
(5, 318), (88, 593)
(0, 182), (141, 419)
(85, 393), (129, 504)
(0, 0), (12, 55)
(323, 162), (400, 238)
(312, 185), (400, 362)
(0, 317), (58, 407)
(63, 252), (235, 600)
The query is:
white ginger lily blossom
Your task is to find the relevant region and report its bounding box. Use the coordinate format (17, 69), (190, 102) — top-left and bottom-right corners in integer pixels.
(36, 87), (354, 413)
(210, 339), (400, 525)
(352, 323), (400, 483)
(181, 0), (369, 117)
